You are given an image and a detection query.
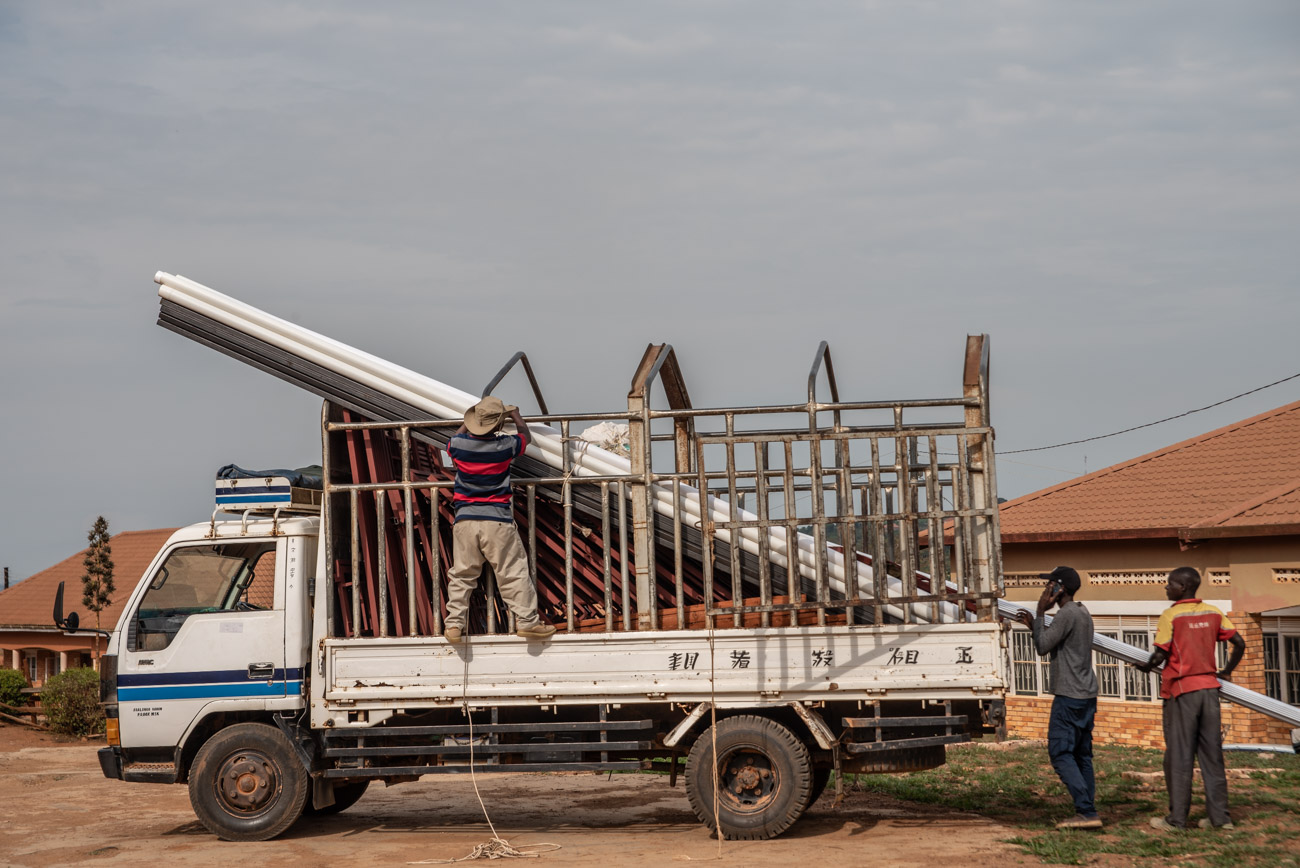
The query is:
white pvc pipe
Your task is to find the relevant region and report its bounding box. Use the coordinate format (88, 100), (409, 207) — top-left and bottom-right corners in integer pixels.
(157, 272), (953, 622)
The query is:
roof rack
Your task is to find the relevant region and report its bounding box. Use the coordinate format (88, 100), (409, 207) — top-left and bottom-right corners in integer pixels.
(210, 476), (322, 538)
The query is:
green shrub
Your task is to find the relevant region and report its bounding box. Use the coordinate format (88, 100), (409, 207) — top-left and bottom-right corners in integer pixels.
(0, 667), (27, 711)
(41, 667), (103, 736)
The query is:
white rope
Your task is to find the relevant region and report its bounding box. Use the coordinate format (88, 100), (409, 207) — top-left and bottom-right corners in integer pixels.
(409, 646), (561, 864)
(709, 623), (722, 860)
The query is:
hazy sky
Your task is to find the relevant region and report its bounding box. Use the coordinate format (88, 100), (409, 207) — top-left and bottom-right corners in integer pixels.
(3, 2), (1298, 586)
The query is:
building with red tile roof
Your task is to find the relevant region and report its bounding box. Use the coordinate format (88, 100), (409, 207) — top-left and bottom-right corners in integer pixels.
(1, 529), (178, 686)
(996, 399), (1300, 745)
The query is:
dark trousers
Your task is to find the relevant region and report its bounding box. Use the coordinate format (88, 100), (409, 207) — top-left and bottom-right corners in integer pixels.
(1162, 689), (1230, 828)
(1048, 695), (1097, 817)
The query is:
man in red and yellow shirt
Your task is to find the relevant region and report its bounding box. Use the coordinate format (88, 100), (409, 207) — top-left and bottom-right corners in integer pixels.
(1137, 567), (1245, 831)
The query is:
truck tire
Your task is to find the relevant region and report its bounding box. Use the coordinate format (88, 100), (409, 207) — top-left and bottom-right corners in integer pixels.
(304, 780), (371, 815)
(685, 715), (812, 840)
(188, 722), (309, 841)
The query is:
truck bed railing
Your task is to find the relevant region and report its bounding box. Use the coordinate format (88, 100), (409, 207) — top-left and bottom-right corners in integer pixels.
(319, 338), (1002, 640)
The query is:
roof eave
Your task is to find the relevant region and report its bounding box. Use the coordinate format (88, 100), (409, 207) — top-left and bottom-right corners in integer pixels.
(0, 625), (99, 634)
(1179, 523), (1300, 542)
(1001, 527), (1182, 544)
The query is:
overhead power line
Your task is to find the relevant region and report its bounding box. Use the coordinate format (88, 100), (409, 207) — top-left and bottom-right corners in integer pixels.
(999, 371), (1300, 455)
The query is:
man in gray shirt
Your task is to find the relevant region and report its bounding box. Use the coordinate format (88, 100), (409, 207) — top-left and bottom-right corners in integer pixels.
(1014, 566), (1101, 829)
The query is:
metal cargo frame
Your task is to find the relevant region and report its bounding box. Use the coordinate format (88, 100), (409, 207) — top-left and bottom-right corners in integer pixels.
(317, 336), (1002, 640)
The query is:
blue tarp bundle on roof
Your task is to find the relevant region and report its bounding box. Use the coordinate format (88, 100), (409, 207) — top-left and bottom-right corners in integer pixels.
(216, 464), (323, 490)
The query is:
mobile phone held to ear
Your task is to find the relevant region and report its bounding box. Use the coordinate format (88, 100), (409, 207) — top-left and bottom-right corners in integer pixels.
(1046, 580), (1060, 600)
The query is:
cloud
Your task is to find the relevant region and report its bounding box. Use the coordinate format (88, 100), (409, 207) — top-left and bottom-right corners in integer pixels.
(1, 0), (1298, 583)
(543, 23), (714, 56)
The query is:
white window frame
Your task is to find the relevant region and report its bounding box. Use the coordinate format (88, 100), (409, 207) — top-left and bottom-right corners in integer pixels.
(1263, 626), (1300, 706)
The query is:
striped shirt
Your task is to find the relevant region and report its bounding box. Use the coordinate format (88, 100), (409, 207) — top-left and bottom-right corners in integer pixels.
(1154, 599), (1237, 700)
(447, 429), (529, 523)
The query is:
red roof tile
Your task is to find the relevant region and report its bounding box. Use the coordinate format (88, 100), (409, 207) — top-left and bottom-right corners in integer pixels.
(0, 529), (178, 630)
(1000, 399), (1300, 541)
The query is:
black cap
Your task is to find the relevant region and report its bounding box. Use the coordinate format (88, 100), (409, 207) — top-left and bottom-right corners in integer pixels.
(1038, 566), (1081, 594)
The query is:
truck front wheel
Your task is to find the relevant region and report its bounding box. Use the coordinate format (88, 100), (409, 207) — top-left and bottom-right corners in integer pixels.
(685, 715), (812, 840)
(188, 722), (309, 841)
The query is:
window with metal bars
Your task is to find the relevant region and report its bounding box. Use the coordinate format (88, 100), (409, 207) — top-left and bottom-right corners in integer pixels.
(1263, 633), (1300, 705)
(1122, 630), (1154, 700)
(1095, 632), (1121, 698)
(1011, 630), (1039, 695)
(1288, 636), (1300, 706)
(1264, 635), (1281, 701)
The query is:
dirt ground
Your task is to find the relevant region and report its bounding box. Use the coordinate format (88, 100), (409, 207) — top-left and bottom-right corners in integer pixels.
(0, 722), (1036, 868)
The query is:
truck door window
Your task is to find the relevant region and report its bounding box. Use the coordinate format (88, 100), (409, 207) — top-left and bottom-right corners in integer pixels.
(133, 541), (277, 652)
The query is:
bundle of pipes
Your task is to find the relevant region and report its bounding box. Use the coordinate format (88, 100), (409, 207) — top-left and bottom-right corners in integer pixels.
(155, 271), (946, 624)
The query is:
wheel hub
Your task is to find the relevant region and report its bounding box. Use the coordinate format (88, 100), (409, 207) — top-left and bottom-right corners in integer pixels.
(719, 750), (779, 813)
(217, 752), (279, 813)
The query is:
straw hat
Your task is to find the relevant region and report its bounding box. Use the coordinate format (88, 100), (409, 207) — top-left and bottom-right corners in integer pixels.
(464, 396), (515, 435)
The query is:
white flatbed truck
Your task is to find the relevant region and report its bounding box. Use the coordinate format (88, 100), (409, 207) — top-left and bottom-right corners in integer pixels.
(74, 279), (1009, 842)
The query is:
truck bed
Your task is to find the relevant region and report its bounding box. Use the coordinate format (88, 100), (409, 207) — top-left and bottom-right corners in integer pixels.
(316, 622), (1003, 721)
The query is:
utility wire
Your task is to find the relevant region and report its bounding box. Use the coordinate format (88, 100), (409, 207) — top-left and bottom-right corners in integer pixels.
(998, 371), (1300, 455)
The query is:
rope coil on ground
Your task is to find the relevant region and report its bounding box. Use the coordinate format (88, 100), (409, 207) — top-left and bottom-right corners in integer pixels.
(409, 839), (561, 863)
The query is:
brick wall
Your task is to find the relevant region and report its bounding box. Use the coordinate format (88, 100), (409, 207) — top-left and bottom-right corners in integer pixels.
(1006, 613), (1293, 746)
(1007, 696), (1164, 747)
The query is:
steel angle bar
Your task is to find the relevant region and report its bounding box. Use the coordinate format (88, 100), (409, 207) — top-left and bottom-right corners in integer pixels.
(843, 734), (969, 753)
(320, 720), (654, 738)
(325, 740), (650, 757)
(323, 762), (644, 778)
(844, 716), (967, 728)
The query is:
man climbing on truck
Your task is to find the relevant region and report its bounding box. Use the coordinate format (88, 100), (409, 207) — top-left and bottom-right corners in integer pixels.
(444, 396), (555, 644)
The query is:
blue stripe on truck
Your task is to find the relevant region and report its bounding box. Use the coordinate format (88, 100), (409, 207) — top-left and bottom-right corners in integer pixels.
(118, 668), (303, 686)
(216, 493), (292, 504)
(119, 680), (302, 701)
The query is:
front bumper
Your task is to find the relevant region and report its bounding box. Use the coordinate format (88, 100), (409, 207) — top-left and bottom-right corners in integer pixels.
(98, 746), (124, 780)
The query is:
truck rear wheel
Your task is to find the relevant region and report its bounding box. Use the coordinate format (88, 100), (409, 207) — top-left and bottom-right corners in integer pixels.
(188, 722), (309, 841)
(685, 715), (812, 840)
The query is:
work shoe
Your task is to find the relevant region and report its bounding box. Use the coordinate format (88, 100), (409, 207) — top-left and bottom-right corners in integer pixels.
(1197, 818), (1236, 831)
(1056, 814), (1103, 830)
(445, 626), (463, 645)
(516, 622), (557, 640)
(1149, 816), (1184, 832)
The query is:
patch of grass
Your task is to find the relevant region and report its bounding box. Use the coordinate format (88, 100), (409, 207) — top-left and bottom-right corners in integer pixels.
(848, 743), (1300, 867)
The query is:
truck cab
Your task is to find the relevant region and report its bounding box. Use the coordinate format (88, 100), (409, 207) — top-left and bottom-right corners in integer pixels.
(98, 516), (316, 785)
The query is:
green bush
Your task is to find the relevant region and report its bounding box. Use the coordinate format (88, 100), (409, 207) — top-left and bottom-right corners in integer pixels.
(0, 667), (27, 711)
(41, 667), (103, 736)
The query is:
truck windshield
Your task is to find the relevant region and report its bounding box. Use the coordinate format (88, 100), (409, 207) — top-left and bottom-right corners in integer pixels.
(132, 541), (277, 651)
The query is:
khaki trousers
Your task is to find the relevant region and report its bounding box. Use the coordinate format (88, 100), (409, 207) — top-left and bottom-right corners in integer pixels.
(446, 519), (540, 631)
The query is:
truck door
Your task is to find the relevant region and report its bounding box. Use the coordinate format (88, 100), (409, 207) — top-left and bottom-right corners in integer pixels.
(116, 538), (289, 749)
